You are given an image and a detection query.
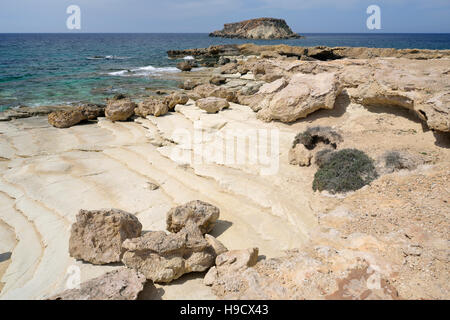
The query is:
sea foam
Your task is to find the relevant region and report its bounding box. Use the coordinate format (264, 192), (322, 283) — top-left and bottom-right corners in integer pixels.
(107, 65), (180, 77)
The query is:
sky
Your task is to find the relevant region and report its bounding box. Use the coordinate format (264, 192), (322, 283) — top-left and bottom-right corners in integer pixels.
(0, 0), (449, 33)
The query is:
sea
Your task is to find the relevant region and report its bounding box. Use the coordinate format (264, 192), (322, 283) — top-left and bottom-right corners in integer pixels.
(1, 33), (450, 111)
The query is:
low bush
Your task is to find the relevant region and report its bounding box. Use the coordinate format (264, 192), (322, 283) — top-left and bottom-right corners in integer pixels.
(313, 149), (378, 193)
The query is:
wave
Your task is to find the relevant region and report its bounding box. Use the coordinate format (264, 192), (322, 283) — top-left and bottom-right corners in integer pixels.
(87, 55), (130, 60)
(183, 56), (195, 60)
(107, 65), (180, 77)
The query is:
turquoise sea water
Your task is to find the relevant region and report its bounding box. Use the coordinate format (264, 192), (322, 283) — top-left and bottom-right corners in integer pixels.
(1, 33), (450, 111)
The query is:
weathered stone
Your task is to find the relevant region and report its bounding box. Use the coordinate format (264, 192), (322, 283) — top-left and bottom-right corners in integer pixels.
(122, 224), (226, 283)
(77, 104), (105, 120)
(204, 248), (259, 286)
(193, 84), (238, 102)
(135, 99), (169, 118)
(176, 61), (193, 72)
(48, 110), (86, 128)
(48, 268), (147, 300)
(196, 97), (230, 114)
(257, 72), (341, 123)
(179, 79), (200, 90)
(166, 200), (220, 234)
(105, 98), (136, 121)
(164, 92), (189, 110)
(210, 76), (227, 85)
(69, 209), (142, 265)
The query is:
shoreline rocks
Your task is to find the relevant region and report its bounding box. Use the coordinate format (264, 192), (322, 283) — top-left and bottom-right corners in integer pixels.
(69, 209), (142, 265)
(166, 200), (220, 234)
(105, 96), (137, 121)
(48, 268), (147, 300)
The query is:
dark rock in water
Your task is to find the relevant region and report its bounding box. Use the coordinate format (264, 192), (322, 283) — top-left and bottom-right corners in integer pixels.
(176, 61), (193, 72)
(112, 93), (127, 100)
(209, 18), (302, 40)
(168, 45), (241, 67)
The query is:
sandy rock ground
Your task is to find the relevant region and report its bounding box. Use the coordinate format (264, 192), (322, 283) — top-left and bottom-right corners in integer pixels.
(0, 52), (449, 300)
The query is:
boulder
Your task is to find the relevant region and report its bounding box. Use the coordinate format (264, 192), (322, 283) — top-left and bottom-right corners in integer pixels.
(105, 98), (137, 121)
(257, 72), (340, 123)
(193, 84), (238, 102)
(166, 200), (220, 234)
(135, 98), (169, 118)
(77, 104), (105, 120)
(209, 76), (227, 85)
(176, 61), (193, 72)
(48, 268), (147, 300)
(69, 209), (142, 265)
(122, 224), (227, 283)
(164, 92), (189, 110)
(48, 109), (86, 128)
(179, 79), (200, 90)
(204, 248), (259, 286)
(196, 97), (230, 114)
(219, 63), (239, 75)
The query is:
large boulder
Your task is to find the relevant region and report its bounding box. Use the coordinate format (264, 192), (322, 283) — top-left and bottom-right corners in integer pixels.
(48, 268), (147, 300)
(77, 104), (105, 120)
(105, 98), (137, 121)
(135, 98), (169, 118)
(166, 200), (220, 234)
(193, 84), (238, 102)
(196, 97), (230, 114)
(48, 110), (86, 128)
(122, 224), (227, 283)
(69, 209), (142, 265)
(257, 72), (341, 123)
(176, 61), (193, 72)
(164, 92), (189, 110)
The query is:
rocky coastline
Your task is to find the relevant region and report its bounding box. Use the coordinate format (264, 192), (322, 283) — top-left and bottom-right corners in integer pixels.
(0, 44), (449, 300)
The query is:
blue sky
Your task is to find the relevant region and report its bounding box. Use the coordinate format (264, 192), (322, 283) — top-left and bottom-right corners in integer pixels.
(0, 0), (449, 33)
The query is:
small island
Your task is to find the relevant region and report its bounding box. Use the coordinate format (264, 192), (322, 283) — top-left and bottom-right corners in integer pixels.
(209, 17), (302, 39)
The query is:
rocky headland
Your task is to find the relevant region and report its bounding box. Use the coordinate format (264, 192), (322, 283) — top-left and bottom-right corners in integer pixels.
(209, 18), (301, 40)
(0, 44), (449, 300)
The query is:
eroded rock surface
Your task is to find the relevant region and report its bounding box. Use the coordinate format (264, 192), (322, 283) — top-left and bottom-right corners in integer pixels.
(166, 200), (220, 234)
(48, 110), (86, 128)
(48, 268), (147, 300)
(196, 97), (230, 114)
(135, 98), (169, 118)
(69, 209), (142, 265)
(105, 98), (136, 121)
(122, 224), (226, 283)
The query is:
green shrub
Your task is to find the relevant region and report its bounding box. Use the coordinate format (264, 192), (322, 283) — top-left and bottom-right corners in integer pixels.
(313, 149), (378, 193)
